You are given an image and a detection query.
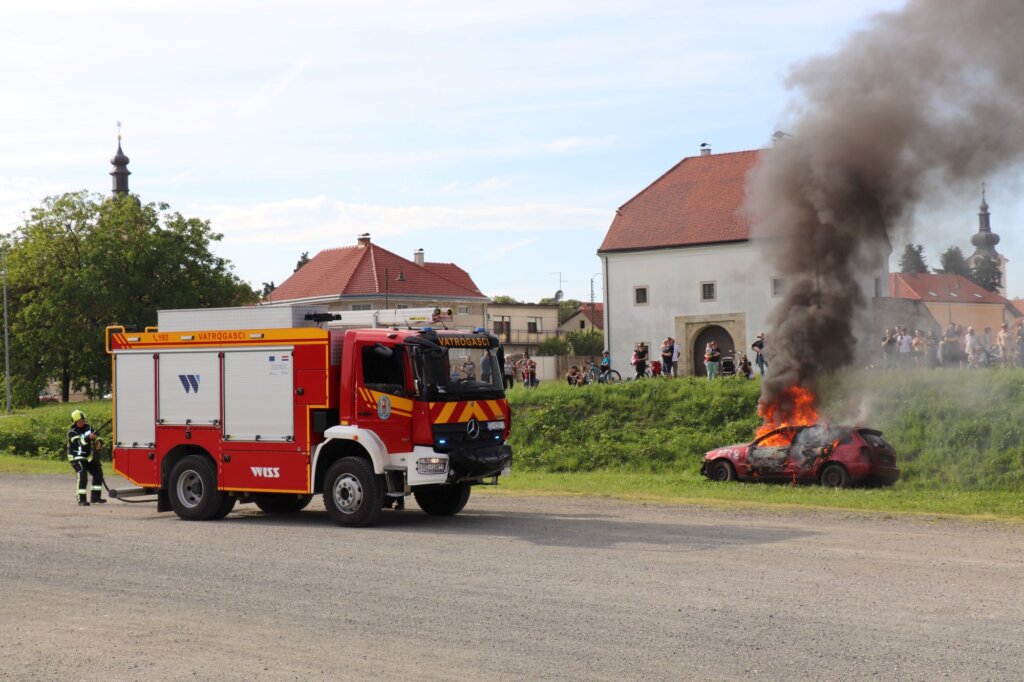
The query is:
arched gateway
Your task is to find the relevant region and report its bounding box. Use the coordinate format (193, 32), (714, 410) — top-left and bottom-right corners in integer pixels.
(692, 325), (735, 377)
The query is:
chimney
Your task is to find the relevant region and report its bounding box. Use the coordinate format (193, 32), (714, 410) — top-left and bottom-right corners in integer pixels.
(699, 142), (711, 156)
(414, 248), (425, 266)
(357, 233), (371, 248)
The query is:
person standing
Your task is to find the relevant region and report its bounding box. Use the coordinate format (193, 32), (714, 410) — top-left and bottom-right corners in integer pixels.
(911, 330), (925, 368)
(660, 338), (674, 378)
(502, 355), (515, 390)
(671, 339), (681, 377)
(461, 356), (476, 381)
(633, 342), (649, 379)
(599, 350), (612, 381)
(751, 333), (767, 376)
(67, 410), (106, 506)
(704, 341), (721, 380)
(997, 323), (1012, 367)
(897, 327), (913, 368)
(479, 353), (492, 383)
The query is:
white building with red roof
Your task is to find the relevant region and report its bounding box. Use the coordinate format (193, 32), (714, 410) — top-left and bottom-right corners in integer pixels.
(267, 234), (489, 328)
(890, 272), (1019, 342)
(598, 145), (890, 376)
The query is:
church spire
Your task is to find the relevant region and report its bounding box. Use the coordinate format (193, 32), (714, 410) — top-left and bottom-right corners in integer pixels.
(970, 182), (999, 255)
(110, 122), (131, 197)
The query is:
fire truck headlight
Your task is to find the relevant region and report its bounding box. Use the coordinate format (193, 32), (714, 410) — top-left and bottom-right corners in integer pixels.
(417, 457), (448, 475)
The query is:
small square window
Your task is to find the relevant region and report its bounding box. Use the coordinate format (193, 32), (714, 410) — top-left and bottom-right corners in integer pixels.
(634, 286), (648, 306)
(527, 316), (541, 333)
(579, 320), (586, 329)
(352, 304), (371, 311)
(457, 305), (470, 315)
(771, 278), (785, 297)
(701, 281), (716, 302)
(396, 304), (409, 309)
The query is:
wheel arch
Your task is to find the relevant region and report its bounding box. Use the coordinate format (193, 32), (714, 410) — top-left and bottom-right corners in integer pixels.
(312, 438), (377, 494)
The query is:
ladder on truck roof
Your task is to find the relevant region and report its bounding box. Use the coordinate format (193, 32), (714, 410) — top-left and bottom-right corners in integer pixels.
(325, 307), (453, 330)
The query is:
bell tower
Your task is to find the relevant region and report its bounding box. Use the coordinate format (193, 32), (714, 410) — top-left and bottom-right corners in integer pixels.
(110, 121), (131, 198)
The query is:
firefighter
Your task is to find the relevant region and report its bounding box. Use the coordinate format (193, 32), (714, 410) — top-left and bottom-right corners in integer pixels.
(67, 410), (106, 506)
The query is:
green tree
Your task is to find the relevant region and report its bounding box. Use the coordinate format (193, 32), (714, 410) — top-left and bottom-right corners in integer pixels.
(898, 244), (929, 273)
(535, 337), (570, 356)
(491, 295), (521, 304)
(566, 329), (603, 356)
(936, 246), (971, 277)
(294, 251), (310, 272)
(538, 297), (581, 325)
(970, 255), (1002, 293)
(7, 191), (257, 404)
(260, 281), (276, 298)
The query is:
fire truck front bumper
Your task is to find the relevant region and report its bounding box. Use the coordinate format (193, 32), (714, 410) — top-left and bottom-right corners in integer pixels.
(448, 444), (513, 481)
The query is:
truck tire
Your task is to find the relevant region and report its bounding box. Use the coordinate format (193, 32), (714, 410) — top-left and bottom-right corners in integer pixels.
(168, 455), (230, 521)
(413, 483), (471, 516)
(323, 457), (383, 527)
(253, 494), (312, 514)
(210, 495), (237, 520)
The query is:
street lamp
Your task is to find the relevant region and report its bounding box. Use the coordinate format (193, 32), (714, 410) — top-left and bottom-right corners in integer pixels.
(384, 267), (406, 310)
(589, 272), (602, 365)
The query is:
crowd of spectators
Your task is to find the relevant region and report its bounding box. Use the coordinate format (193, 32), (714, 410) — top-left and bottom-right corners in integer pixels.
(881, 322), (1024, 369)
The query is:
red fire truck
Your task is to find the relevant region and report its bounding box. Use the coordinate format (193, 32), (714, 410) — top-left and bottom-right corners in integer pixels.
(105, 306), (512, 526)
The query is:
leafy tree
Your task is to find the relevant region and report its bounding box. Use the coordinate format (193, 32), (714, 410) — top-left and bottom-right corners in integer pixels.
(566, 329), (603, 356)
(936, 246), (971, 277)
(898, 244), (929, 273)
(294, 251), (310, 272)
(491, 295), (521, 304)
(538, 297), (582, 325)
(6, 191), (257, 404)
(970, 255), (1002, 293)
(535, 337), (570, 356)
(260, 281), (276, 298)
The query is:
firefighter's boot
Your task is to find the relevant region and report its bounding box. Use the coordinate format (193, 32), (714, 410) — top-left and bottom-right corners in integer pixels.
(78, 495), (90, 507)
(91, 487), (106, 504)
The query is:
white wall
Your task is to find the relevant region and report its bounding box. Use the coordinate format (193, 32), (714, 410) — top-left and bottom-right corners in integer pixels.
(602, 241), (888, 373)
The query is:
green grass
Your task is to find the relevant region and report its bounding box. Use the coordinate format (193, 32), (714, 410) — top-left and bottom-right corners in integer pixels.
(4, 372), (1024, 520)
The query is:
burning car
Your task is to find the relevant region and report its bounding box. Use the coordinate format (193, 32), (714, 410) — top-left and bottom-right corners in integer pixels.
(700, 424), (900, 488)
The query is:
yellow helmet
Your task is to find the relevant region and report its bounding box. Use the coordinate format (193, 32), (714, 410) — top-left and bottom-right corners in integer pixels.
(71, 410), (86, 422)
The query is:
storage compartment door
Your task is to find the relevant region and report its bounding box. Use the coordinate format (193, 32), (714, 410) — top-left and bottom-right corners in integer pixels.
(223, 348), (294, 442)
(114, 352), (156, 447)
(157, 351), (222, 426)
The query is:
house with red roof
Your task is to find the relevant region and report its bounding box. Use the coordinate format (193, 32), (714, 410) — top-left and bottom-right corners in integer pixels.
(598, 145), (889, 376)
(559, 302), (603, 334)
(889, 272), (1020, 343)
(267, 234), (489, 328)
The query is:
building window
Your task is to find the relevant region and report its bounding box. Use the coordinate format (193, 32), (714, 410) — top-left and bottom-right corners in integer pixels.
(579, 320), (586, 329)
(771, 278), (785, 298)
(527, 317), (541, 334)
(701, 281), (716, 302)
(457, 305), (470, 315)
(352, 304), (371, 311)
(396, 304), (409, 310)
(493, 316), (511, 338)
(634, 286), (648, 306)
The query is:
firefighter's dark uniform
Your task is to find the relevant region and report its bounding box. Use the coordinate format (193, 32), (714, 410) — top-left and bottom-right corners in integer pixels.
(68, 421), (105, 505)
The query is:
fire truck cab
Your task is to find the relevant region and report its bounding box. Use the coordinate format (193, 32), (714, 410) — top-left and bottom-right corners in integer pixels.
(106, 305), (512, 527)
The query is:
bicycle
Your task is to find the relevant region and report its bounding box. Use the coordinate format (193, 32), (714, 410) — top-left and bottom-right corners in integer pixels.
(585, 361), (621, 384)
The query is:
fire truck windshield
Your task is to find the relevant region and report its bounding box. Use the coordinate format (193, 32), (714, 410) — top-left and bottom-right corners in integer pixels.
(414, 346), (505, 400)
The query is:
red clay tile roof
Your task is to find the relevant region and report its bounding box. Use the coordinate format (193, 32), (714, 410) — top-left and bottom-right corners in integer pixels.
(267, 243), (486, 303)
(599, 149), (763, 253)
(889, 272), (1009, 304)
(573, 302), (604, 330)
(1012, 299), (1024, 317)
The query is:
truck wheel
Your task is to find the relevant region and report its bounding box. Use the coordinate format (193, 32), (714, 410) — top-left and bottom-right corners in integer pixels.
(413, 483), (472, 516)
(168, 455), (230, 521)
(820, 464), (851, 488)
(253, 494), (312, 514)
(210, 495), (237, 520)
(323, 458), (382, 527)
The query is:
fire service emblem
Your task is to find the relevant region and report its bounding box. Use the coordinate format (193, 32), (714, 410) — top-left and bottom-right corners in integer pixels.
(377, 395), (391, 420)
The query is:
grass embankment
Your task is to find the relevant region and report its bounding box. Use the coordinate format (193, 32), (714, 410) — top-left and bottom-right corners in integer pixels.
(501, 371), (1024, 519)
(3, 373), (1023, 519)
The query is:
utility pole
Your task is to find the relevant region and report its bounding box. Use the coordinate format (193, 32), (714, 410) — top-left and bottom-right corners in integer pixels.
(3, 246), (11, 414)
(589, 272), (602, 366)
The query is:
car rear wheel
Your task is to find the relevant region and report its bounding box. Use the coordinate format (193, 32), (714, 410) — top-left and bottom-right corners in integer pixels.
(709, 460), (736, 482)
(820, 464), (851, 488)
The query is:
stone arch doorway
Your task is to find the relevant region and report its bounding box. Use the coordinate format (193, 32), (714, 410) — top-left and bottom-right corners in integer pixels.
(692, 325), (735, 377)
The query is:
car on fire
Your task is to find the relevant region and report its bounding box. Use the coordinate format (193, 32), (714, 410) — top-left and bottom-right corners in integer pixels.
(700, 424), (899, 488)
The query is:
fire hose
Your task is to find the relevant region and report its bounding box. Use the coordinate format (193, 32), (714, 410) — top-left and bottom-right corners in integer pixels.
(89, 419), (157, 504)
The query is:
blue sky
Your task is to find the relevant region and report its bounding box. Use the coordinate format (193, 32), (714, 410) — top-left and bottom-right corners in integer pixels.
(3, 0), (1019, 301)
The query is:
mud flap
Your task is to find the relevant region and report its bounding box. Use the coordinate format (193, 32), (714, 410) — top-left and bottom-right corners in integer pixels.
(157, 488), (172, 513)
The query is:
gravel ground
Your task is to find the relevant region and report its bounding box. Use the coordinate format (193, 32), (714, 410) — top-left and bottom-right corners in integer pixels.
(1, 473), (1022, 681)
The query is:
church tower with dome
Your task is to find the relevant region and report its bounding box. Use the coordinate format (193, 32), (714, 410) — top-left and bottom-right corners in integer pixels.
(966, 186), (1007, 297)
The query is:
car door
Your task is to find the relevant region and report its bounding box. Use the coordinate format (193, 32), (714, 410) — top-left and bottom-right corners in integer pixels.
(355, 342), (414, 454)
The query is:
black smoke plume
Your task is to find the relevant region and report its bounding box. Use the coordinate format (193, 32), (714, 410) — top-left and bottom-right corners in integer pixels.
(748, 0), (1024, 421)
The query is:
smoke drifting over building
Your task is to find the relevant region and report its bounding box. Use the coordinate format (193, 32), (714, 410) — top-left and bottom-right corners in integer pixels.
(748, 0), (1024, 420)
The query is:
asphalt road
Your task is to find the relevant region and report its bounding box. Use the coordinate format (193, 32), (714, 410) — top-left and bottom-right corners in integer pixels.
(1, 474), (1022, 681)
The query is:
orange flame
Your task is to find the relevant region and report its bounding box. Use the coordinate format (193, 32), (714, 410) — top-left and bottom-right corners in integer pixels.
(756, 385), (820, 445)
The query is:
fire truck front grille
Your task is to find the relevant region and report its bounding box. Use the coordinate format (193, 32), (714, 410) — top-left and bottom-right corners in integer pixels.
(432, 422), (504, 452)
